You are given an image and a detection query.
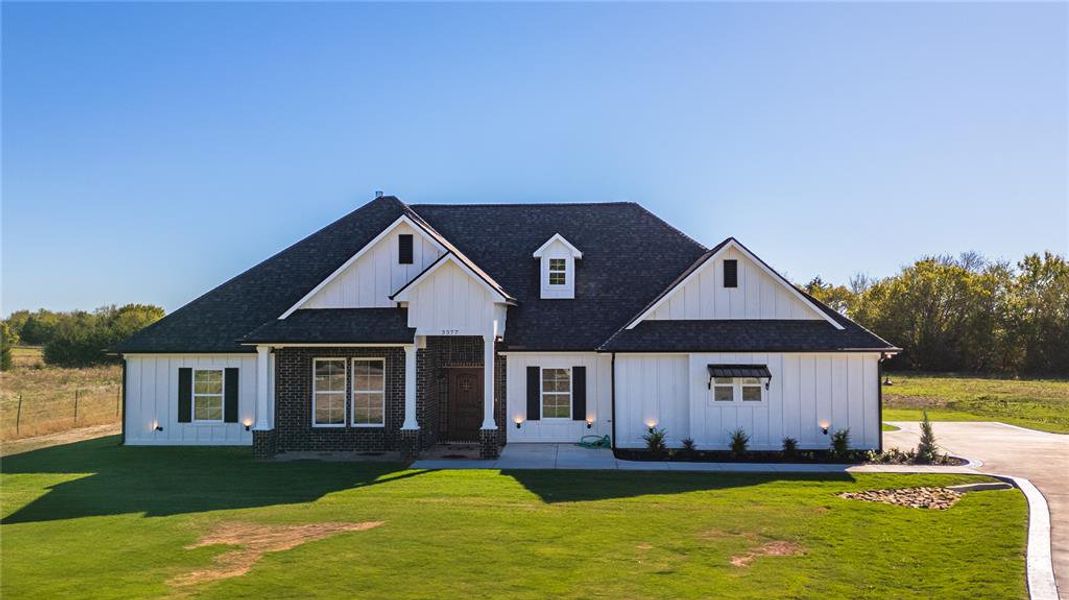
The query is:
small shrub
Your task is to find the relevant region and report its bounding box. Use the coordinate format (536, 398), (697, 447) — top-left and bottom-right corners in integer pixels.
(916, 410), (941, 464)
(680, 437), (697, 458)
(830, 428), (850, 458)
(781, 436), (798, 458)
(643, 427), (667, 458)
(729, 428), (749, 457)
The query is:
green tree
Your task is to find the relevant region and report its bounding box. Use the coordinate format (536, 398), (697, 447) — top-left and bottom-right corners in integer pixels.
(0, 321), (17, 371)
(802, 276), (856, 314)
(41, 304), (165, 367)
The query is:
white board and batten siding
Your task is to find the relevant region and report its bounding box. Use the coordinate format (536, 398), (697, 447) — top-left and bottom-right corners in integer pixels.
(303, 221), (444, 309)
(615, 352), (880, 450)
(403, 260), (507, 337)
(648, 247), (816, 321)
(505, 353), (612, 442)
(124, 353), (272, 445)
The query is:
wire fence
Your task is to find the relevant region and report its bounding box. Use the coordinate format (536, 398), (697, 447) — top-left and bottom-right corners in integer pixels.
(0, 383), (123, 440)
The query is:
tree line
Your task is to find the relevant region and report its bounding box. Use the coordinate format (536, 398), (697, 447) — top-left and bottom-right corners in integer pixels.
(803, 251), (1068, 376)
(1, 304), (164, 369)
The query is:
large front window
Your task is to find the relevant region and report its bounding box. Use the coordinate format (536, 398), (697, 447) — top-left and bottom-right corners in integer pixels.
(541, 367), (571, 418)
(313, 358), (347, 426)
(352, 359), (385, 426)
(193, 369), (224, 422)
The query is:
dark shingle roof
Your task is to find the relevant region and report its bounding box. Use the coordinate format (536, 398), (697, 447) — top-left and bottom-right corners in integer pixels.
(116, 197), (409, 353)
(599, 319), (897, 353)
(410, 202), (708, 351)
(116, 196), (895, 354)
(242, 309), (414, 344)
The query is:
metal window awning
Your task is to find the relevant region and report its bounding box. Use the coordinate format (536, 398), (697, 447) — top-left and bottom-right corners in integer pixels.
(707, 364), (772, 389)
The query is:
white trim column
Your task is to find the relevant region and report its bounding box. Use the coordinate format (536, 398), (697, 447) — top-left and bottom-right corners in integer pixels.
(402, 344), (419, 430)
(254, 345), (271, 431)
(481, 333), (497, 430)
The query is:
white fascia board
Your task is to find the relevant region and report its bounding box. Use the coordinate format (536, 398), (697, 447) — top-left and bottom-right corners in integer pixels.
(392, 253), (511, 304)
(532, 233), (583, 259)
(624, 239), (843, 330)
(277, 215), (446, 320)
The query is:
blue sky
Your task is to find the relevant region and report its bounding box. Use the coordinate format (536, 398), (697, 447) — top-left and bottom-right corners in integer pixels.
(2, 2), (1066, 315)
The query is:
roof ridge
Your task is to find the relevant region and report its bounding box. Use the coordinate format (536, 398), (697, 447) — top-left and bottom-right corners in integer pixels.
(410, 201), (640, 208)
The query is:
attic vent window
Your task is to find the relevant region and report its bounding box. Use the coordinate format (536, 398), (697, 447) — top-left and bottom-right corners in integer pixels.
(398, 234), (413, 264)
(548, 259), (566, 285)
(724, 259), (738, 288)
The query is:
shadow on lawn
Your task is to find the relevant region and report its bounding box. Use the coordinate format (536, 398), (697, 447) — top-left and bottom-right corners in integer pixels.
(502, 469), (856, 503)
(1, 435), (418, 525)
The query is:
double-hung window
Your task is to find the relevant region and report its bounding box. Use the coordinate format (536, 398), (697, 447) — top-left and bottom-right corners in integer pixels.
(193, 369), (224, 422)
(713, 377), (764, 403)
(548, 258), (567, 286)
(313, 358), (347, 426)
(352, 359), (385, 426)
(541, 368), (571, 418)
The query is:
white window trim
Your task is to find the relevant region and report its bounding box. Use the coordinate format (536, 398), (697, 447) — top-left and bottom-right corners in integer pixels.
(351, 357), (386, 427)
(192, 368), (225, 423)
(312, 357), (347, 428)
(711, 377), (766, 404)
(540, 366), (573, 420)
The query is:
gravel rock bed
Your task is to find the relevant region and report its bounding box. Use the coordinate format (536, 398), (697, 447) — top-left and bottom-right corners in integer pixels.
(838, 487), (962, 510)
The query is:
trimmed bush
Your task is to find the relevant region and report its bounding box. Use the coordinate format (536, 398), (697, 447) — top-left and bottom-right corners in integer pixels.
(729, 428), (749, 457)
(643, 427), (667, 458)
(781, 436), (798, 458)
(916, 411), (941, 464)
(830, 428), (851, 458)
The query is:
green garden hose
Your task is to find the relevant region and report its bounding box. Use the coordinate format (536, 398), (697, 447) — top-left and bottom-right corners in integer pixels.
(577, 434), (611, 449)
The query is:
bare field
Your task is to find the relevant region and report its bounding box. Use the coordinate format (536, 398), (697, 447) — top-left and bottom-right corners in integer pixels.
(1, 347), (122, 439)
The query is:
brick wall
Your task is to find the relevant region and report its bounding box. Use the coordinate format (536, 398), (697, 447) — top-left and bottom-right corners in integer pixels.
(271, 340), (508, 454)
(274, 347), (405, 453)
(417, 336), (507, 448)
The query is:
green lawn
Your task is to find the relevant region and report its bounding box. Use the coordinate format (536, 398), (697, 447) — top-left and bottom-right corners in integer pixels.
(881, 423), (900, 432)
(1, 436), (1027, 599)
(883, 372), (1069, 433)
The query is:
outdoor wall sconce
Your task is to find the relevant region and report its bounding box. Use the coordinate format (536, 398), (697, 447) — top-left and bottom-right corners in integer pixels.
(819, 420), (830, 435)
(585, 419), (593, 429)
(154, 424), (164, 432)
(646, 419), (658, 433)
(514, 417), (523, 429)
(243, 419), (253, 431)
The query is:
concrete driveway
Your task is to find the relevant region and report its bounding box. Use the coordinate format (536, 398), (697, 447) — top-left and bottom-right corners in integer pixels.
(885, 421), (1069, 598)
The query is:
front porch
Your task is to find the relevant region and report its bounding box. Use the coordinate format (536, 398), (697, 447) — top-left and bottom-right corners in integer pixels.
(252, 334), (507, 459)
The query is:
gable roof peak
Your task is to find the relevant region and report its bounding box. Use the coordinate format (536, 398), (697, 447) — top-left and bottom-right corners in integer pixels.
(532, 233), (583, 258)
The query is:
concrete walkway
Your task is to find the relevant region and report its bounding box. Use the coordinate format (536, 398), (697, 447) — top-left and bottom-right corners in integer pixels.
(885, 421), (1069, 599)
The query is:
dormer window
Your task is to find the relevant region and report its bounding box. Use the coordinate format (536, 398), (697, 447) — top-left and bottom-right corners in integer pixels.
(533, 233), (582, 300)
(548, 259), (567, 285)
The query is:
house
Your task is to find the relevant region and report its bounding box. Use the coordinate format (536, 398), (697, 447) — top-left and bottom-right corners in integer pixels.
(116, 195), (899, 459)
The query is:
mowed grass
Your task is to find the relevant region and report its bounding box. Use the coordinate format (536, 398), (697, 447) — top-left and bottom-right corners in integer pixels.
(1, 437), (1027, 599)
(0, 347), (122, 439)
(883, 372), (1069, 433)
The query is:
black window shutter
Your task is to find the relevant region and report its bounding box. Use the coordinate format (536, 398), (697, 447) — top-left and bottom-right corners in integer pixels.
(572, 366), (586, 420)
(224, 368), (239, 423)
(724, 259), (738, 288)
(178, 368), (192, 423)
(526, 366), (540, 421)
(398, 234), (414, 264)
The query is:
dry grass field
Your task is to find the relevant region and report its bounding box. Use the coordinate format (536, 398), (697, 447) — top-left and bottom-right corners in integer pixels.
(0, 347), (122, 440)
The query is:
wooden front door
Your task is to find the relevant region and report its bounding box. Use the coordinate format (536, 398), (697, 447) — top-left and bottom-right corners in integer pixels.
(446, 368), (483, 442)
